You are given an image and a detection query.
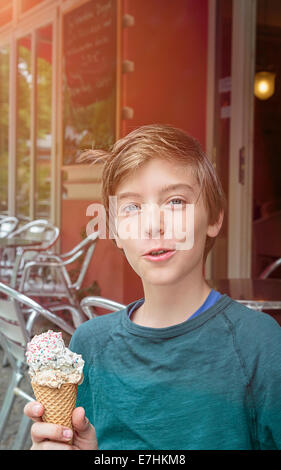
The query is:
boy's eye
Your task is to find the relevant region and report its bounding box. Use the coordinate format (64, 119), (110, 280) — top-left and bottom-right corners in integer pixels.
(121, 203), (141, 214)
(166, 198), (186, 209)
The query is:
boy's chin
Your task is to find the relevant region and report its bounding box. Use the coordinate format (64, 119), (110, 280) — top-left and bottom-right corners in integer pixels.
(143, 272), (180, 287)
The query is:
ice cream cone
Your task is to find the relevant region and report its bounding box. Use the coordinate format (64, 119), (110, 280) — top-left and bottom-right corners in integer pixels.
(32, 382), (78, 444)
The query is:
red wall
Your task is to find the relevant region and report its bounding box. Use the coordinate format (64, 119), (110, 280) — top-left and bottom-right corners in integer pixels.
(122, 0), (208, 145)
(61, 0), (208, 306)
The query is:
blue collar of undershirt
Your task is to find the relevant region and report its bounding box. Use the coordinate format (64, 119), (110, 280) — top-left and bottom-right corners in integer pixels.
(128, 288), (222, 321)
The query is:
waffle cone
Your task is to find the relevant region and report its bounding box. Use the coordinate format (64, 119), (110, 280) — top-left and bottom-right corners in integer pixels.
(31, 382), (78, 444)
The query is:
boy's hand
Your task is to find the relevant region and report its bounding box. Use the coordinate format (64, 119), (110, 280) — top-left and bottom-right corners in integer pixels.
(24, 401), (98, 450)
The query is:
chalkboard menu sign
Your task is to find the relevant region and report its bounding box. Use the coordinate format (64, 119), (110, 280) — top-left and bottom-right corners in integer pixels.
(62, 0), (117, 165)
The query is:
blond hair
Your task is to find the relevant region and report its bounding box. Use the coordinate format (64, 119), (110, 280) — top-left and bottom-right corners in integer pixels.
(79, 124), (227, 264)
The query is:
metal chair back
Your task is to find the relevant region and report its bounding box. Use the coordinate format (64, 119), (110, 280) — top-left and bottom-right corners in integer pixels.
(80, 295), (125, 319)
(8, 219), (59, 250)
(259, 258), (281, 279)
(61, 234), (99, 290)
(0, 217), (18, 238)
(18, 233), (99, 317)
(0, 219), (60, 286)
(19, 232), (98, 297)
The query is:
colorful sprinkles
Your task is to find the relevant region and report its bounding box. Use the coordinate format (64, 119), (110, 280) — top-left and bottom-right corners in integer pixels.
(26, 330), (64, 364)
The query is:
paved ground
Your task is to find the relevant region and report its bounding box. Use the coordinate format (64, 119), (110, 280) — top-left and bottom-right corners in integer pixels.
(0, 317), (72, 450)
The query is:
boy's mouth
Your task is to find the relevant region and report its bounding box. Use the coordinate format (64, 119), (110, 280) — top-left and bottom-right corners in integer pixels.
(142, 248), (176, 262)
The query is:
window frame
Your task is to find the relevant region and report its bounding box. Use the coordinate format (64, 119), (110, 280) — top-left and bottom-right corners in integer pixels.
(0, 0), (122, 229)
(0, 2), (58, 224)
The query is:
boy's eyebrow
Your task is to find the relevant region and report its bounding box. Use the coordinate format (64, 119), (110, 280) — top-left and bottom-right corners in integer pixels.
(117, 184), (195, 201)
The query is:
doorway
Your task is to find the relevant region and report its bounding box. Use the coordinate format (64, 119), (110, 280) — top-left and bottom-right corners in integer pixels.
(207, 0), (257, 280)
(252, 0), (281, 279)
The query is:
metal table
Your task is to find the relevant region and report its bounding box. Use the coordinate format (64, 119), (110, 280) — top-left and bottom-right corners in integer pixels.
(207, 278), (281, 311)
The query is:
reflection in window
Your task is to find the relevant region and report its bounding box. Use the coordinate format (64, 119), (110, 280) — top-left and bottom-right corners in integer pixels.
(35, 24), (52, 219)
(0, 45), (9, 213)
(16, 35), (32, 218)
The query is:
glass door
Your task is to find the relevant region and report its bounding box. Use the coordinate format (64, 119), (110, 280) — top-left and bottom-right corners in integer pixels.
(208, 0), (257, 280)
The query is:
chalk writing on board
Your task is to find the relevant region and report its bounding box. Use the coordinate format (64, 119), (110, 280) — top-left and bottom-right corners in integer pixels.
(64, 0), (116, 107)
(63, 0), (116, 166)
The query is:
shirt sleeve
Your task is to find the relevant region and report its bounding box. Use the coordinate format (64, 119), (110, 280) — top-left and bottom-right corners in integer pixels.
(248, 314), (281, 449)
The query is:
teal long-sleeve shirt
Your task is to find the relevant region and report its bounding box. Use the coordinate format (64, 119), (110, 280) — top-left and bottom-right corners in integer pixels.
(69, 294), (281, 450)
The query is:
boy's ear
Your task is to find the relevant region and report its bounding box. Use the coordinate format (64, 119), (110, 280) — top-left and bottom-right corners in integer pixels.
(206, 210), (224, 238)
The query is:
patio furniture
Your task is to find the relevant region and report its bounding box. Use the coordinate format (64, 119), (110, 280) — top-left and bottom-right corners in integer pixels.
(259, 258), (281, 279)
(0, 238), (43, 288)
(0, 217), (18, 238)
(0, 238), (42, 248)
(80, 295), (125, 319)
(0, 219), (60, 287)
(207, 278), (281, 311)
(0, 281), (77, 450)
(252, 210), (281, 277)
(18, 233), (99, 317)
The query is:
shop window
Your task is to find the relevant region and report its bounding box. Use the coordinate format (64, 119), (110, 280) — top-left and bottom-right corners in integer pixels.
(0, 44), (9, 213)
(16, 24), (53, 219)
(0, 1), (13, 27)
(62, 0), (117, 166)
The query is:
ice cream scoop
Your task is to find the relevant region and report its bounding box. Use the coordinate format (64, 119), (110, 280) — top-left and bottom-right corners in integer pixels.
(26, 330), (84, 388)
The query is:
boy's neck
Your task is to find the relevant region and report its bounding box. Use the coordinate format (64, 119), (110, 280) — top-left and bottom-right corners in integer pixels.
(130, 270), (212, 328)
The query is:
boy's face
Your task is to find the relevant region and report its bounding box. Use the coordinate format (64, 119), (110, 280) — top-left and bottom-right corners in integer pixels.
(113, 157), (223, 287)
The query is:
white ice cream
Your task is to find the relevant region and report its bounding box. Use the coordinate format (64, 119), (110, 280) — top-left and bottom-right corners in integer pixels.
(26, 330), (84, 388)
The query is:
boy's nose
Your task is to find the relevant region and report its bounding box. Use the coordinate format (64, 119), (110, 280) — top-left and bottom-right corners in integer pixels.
(140, 203), (165, 239)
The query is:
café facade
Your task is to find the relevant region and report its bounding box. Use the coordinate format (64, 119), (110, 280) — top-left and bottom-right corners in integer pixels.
(0, 0), (279, 304)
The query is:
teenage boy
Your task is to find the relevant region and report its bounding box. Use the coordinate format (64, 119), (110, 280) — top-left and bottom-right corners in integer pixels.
(25, 124), (281, 450)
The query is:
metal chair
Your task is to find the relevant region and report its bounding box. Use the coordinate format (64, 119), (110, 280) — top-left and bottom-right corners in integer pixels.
(259, 258), (281, 279)
(0, 281), (77, 450)
(0, 213), (10, 220)
(80, 295), (125, 319)
(7, 218), (59, 246)
(0, 217), (18, 238)
(18, 233), (99, 318)
(0, 219), (60, 287)
(0, 219), (60, 286)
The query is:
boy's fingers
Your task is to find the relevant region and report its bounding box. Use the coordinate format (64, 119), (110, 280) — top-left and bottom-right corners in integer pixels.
(31, 421), (73, 444)
(24, 401), (44, 422)
(72, 407), (98, 449)
(72, 407), (91, 435)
